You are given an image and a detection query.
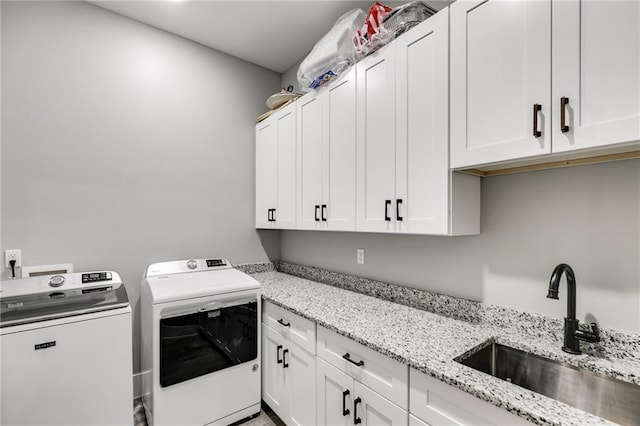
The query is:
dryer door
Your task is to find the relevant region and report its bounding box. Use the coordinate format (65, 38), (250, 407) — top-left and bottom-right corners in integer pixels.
(159, 296), (258, 387)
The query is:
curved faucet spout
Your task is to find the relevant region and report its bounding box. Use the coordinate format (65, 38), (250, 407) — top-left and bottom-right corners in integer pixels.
(548, 263), (576, 320)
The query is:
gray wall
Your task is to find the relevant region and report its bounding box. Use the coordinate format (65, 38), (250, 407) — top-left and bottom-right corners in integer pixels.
(1, 1), (281, 372)
(281, 57), (304, 93)
(282, 160), (640, 334)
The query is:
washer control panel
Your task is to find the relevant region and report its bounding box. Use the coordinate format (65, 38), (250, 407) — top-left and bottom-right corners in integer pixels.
(206, 259), (226, 268)
(82, 272), (112, 283)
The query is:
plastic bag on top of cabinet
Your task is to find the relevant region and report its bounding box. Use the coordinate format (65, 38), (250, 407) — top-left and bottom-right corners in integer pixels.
(353, 1), (394, 58)
(297, 8), (366, 92)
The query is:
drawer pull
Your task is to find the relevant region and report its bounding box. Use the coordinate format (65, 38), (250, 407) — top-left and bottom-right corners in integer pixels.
(321, 204), (327, 222)
(343, 352), (364, 367)
(354, 397), (362, 424)
(282, 349), (289, 368)
(342, 390), (350, 416)
(277, 345), (283, 364)
(315, 205), (320, 222)
(277, 318), (291, 327)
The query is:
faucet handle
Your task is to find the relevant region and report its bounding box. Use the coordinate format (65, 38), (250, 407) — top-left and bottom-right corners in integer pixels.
(590, 322), (601, 341)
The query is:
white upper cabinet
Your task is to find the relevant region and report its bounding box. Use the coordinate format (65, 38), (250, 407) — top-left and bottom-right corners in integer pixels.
(256, 118), (278, 228)
(451, 0), (640, 169)
(297, 93), (325, 230)
(552, 0), (640, 152)
(450, 0), (552, 168)
(297, 68), (357, 231)
(256, 102), (297, 229)
(396, 7), (458, 235)
(358, 8), (480, 235)
(324, 69), (357, 231)
(356, 45), (397, 233)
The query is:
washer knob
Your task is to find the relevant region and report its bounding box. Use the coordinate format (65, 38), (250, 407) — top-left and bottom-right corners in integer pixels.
(49, 275), (65, 287)
(186, 260), (197, 270)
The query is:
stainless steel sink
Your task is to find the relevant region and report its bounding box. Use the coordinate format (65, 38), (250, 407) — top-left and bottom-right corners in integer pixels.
(457, 342), (640, 425)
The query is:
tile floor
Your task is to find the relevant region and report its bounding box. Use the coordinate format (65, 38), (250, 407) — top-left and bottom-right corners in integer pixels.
(133, 398), (284, 426)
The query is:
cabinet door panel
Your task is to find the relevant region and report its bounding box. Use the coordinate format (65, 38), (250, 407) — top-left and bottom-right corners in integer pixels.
(552, 0), (640, 152)
(317, 358), (353, 426)
(357, 47), (396, 232)
(256, 120), (277, 228)
(355, 382), (407, 426)
(297, 94), (324, 230)
(288, 345), (316, 426)
(395, 9), (449, 234)
(450, 0), (551, 168)
(262, 324), (288, 419)
(276, 105), (297, 229)
(326, 68), (357, 231)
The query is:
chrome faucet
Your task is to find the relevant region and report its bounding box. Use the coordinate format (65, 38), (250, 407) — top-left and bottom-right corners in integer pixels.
(547, 263), (600, 354)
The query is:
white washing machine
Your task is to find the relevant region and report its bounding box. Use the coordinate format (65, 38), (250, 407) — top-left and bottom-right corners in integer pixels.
(141, 258), (261, 426)
(0, 271), (133, 426)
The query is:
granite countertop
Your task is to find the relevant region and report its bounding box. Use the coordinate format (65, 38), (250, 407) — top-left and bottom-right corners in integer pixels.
(250, 269), (640, 426)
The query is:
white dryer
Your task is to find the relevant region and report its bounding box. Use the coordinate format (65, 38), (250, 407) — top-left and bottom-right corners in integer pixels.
(0, 271), (133, 426)
(141, 258), (261, 426)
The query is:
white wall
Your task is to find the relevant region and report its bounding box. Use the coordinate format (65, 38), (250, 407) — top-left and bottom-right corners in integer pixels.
(282, 160), (640, 334)
(1, 1), (281, 371)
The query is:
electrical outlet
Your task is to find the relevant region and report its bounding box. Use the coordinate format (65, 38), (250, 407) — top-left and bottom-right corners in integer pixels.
(357, 248), (365, 265)
(5, 249), (22, 268)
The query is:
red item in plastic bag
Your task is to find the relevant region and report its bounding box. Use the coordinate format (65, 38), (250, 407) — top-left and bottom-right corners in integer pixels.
(354, 2), (393, 55)
(364, 2), (392, 38)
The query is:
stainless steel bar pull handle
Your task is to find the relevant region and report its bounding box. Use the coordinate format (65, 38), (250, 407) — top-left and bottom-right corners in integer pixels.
(533, 104), (542, 138)
(560, 97), (570, 133)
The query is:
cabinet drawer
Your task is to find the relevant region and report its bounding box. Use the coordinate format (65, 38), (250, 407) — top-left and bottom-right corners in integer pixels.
(317, 326), (408, 409)
(262, 300), (316, 354)
(409, 368), (530, 425)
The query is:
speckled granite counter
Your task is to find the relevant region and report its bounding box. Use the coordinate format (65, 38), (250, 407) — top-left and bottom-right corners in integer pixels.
(249, 267), (640, 426)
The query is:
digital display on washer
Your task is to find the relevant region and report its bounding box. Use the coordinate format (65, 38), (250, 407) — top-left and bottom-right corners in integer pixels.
(206, 259), (226, 268)
(82, 272), (112, 283)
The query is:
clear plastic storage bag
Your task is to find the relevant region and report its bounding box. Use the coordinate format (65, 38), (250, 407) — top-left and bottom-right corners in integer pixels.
(353, 2), (394, 58)
(297, 8), (366, 92)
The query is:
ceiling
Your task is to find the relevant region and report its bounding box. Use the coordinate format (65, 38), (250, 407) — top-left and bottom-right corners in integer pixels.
(88, 1), (452, 73)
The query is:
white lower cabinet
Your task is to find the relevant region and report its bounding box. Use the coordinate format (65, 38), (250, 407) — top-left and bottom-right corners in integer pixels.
(262, 305), (316, 426)
(262, 305), (531, 426)
(317, 358), (408, 426)
(409, 368), (531, 425)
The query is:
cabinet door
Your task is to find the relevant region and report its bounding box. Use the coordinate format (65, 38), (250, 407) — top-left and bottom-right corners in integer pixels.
(354, 382), (408, 426)
(262, 324), (288, 420)
(325, 67), (357, 231)
(275, 104), (297, 229)
(450, 0), (551, 168)
(317, 358), (354, 426)
(395, 9), (450, 235)
(256, 119), (277, 228)
(287, 345), (317, 426)
(552, 0), (640, 152)
(356, 46), (397, 232)
(297, 94), (324, 230)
